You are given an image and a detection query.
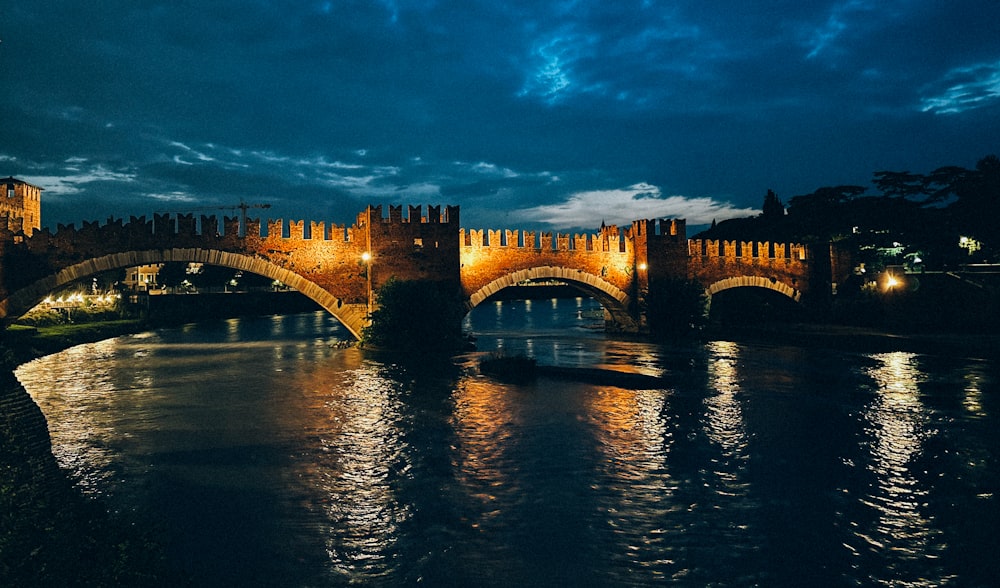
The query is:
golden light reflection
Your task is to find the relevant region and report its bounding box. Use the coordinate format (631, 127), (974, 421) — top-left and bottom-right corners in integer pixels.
(962, 372), (985, 416)
(17, 338), (130, 493)
(450, 378), (519, 523)
(704, 341), (748, 457)
(586, 385), (678, 574)
(857, 352), (941, 565)
(587, 386), (671, 477)
(310, 364), (408, 579)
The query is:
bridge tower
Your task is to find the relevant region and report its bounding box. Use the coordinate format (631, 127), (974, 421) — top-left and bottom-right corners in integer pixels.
(631, 217), (689, 326)
(359, 204), (462, 304)
(1, 177), (42, 237)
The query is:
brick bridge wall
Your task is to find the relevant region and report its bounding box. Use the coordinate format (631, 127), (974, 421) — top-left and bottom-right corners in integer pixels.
(687, 239), (810, 302)
(0, 204), (816, 337)
(0, 205), (462, 337)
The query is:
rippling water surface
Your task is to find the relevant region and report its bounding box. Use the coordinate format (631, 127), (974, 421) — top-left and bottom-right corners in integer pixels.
(15, 299), (1000, 586)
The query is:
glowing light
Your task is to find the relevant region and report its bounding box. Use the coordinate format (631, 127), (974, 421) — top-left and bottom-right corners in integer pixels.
(361, 251), (372, 262)
(637, 262), (648, 271)
(959, 236), (982, 254)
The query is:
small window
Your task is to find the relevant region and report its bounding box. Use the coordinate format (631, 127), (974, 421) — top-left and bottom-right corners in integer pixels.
(6, 185), (14, 198)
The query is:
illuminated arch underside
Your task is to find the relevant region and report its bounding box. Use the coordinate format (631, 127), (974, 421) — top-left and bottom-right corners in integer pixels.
(0, 248), (369, 338)
(467, 266), (637, 331)
(705, 276), (801, 302)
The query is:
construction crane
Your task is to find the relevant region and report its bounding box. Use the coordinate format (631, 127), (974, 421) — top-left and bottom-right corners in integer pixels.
(155, 200), (272, 234)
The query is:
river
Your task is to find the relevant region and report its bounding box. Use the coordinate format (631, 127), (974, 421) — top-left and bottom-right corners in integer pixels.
(15, 297), (1000, 586)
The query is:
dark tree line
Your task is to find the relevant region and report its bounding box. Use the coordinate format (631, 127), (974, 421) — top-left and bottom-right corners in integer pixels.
(699, 154), (1000, 271)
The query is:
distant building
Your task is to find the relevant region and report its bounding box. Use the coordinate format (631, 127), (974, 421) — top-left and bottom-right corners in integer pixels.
(123, 264), (163, 291)
(1, 176), (43, 237)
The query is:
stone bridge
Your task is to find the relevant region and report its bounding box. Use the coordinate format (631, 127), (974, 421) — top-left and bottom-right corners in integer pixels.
(0, 204), (826, 338)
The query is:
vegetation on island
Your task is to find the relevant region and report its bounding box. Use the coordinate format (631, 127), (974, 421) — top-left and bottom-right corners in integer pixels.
(361, 277), (467, 353)
(643, 277), (708, 338)
(478, 351), (537, 383)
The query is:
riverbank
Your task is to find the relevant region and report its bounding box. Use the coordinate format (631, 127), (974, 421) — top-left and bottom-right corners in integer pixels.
(1, 341), (184, 586)
(3, 320), (148, 367)
(700, 323), (1000, 360)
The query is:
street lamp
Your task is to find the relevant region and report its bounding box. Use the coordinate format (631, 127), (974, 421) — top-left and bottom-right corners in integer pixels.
(361, 252), (373, 308)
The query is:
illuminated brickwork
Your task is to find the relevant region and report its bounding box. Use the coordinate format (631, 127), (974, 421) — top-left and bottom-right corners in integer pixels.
(0, 202), (817, 336)
(688, 239), (811, 301)
(0, 177), (42, 237)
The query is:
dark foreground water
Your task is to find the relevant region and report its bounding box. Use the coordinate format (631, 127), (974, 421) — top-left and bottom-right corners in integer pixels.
(15, 298), (1000, 586)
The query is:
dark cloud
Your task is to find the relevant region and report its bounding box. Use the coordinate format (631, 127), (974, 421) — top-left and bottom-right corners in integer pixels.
(1, 0), (998, 232)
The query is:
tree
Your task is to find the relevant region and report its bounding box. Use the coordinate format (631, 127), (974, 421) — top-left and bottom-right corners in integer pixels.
(761, 189), (785, 219)
(874, 154), (1000, 260)
(873, 170), (927, 200)
(952, 155), (1000, 250)
(644, 278), (707, 337)
(361, 277), (466, 353)
(786, 185), (866, 242)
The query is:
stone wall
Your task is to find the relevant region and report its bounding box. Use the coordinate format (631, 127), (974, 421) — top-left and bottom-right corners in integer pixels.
(687, 238), (812, 298)
(460, 223), (635, 301)
(0, 203), (830, 336)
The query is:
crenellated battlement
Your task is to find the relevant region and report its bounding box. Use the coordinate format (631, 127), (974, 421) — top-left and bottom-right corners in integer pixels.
(629, 218), (687, 241)
(460, 226), (630, 253)
(358, 204), (458, 226)
(1, 199), (823, 337)
(0, 212), (377, 249)
(688, 239), (808, 262)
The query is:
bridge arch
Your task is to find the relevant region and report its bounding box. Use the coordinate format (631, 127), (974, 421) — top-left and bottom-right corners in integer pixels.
(465, 266), (638, 332)
(703, 275), (801, 314)
(0, 248), (370, 338)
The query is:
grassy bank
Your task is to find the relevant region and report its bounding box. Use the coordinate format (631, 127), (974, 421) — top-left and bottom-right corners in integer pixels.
(4, 320), (148, 367)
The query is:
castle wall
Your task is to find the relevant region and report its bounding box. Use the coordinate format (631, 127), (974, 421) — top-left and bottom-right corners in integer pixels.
(687, 238), (811, 297)
(0, 199), (829, 335)
(360, 205), (461, 299)
(459, 222), (636, 301)
(1, 177), (42, 237)
(0, 211), (374, 313)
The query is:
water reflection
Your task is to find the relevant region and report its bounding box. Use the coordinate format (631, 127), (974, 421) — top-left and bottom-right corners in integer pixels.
(309, 362), (408, 581)
(857, 352), (944, 583)
(587, 384), (678, 581)
(703, 341), (749, 457)
(12, 305), (1000, 587)
(962, 371), (985, 416)
(450, 378), (520, 528)
(18, 338), (123, 492)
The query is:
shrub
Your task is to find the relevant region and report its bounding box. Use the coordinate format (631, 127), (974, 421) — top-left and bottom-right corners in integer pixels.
(643, 278), (708, 337)
(478, 351), (537, 383)
(361, 278), (465, 353)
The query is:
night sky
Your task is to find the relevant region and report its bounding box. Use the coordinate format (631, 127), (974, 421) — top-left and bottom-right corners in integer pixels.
(2, 1), (998, 233)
